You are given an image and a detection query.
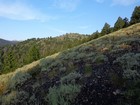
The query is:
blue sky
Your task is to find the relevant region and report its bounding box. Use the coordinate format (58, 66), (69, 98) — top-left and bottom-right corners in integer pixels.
(0, 0), (139, 40)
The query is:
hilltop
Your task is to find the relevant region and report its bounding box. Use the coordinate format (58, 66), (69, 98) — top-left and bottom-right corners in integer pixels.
(0, 23), (139, 105)
(0, 38), (18, 47)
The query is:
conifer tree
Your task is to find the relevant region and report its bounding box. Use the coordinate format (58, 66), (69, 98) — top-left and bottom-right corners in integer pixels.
(91, 30), (100, 39)
(114, 17), (125, 31)
(123, 17), (129, 28)
(101, 23), (111, 35)
(27, 45), (40, 63)
(130, 6), (140, 25)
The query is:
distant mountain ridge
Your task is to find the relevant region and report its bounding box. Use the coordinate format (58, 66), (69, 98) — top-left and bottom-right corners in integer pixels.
(0, 38), (18, 47)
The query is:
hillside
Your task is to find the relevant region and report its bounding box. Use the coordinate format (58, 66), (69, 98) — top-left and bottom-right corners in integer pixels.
(0, 33), (90, 74)
(0, 23), (140, 105)
(0, 38), (18, 47)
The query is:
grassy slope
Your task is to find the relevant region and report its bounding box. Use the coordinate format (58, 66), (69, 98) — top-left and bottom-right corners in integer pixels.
(0, 23), (140, 105)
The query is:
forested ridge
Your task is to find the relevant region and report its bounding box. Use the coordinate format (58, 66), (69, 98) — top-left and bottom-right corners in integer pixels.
(0, 33), (90, 74)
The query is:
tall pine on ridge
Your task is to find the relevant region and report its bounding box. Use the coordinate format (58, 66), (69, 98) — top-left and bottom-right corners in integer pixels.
(130, 6), (140, 25)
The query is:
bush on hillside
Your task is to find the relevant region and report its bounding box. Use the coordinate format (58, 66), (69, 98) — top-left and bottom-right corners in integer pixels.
(60, 72), (81, 84)
(1, 90), (29, 105)
(8, 71), (32, 89)
(47, 84), (80, 105)
(40, 58), (54, 72)
(114, 53), (140, 79)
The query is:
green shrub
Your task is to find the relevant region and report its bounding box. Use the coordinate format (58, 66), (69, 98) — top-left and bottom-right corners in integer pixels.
(60, 72), (81, 84)
(40, 58), (54, 72)
(40, 57), (64, 73)
(47, 84), (80, 105)
(93, 54), (108, 64)
(59, 67), (67, 72)
(66, 51), (79, 60)
(84, 64), (92, 76)
(123, 80), (140, 105)
(28, 94), (37, 105)
(78, 45), (93, 52)
(114, 53), (140, 105)
(49, 60), (63, 68)
(27, 65), (41, 77)
(1, 90), (29, 105)
(76, 53), (86, 60)
(1, 91), (18, 105)
(114, 53), (140, 79)
(8, 70), (32, 89)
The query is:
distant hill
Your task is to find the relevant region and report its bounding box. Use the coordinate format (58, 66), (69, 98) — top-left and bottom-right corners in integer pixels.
(0, 23), (139, 105)
(0, 38), (18, 47)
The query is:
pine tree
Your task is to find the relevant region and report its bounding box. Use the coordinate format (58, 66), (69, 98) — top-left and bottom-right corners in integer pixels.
(91, 30), (100, 39)
(130, 6), (140, 25)
(2, 49), (16, 73)
(113, 17), (125, 31)
(27, 45), (40, 63)
(101, 23), (111, 35)
(0, 50), (2, 73)
(123, 17), (129, 28)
